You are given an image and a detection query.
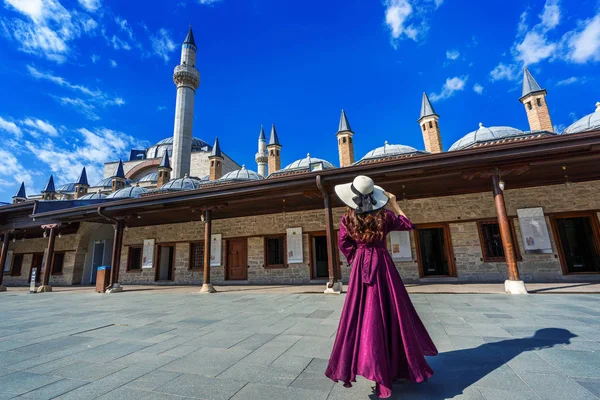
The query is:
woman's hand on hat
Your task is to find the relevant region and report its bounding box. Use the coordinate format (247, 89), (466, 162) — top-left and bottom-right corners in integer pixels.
(384, 191), (406, 217)
(384, 191), (396, 203)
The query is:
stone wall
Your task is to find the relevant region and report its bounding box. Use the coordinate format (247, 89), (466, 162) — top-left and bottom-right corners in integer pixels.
(4, 180), (600, 287)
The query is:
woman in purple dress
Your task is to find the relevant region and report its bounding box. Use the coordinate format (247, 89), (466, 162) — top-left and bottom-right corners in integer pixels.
(325, 175), (438, 398)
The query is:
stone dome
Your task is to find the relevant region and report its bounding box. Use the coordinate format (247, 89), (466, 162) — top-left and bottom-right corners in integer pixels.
(563, 103), (600, 134)
(138, 171), (158, 183)
(360, 142), (423, 162)
(160, 175), (206, 191)
(282, 154), (336, 171)
(449, 124), (526, 151)
(219, 166), (263, 181)
(79, 192), (106, 200)
(56, 183), (76, 193)
(145, 137), (212, 159)
(93, 177), (133, 188)
(106, 186), (148, 199)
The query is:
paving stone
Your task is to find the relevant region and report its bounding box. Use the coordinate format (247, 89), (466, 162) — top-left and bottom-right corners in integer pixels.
(125, 370), (181, 390)
(520, 372), (598, 400)
(97, 387), (192, 400)
(49, 360), (127, 381)
(537, 348), (600, 377)
(217, 362), (299, 386)
(160, 347), (251, 377)
(20, 378), (89, 399)
(0, 372), (62, 397)
(290, 371), (335, 392)
(575, 378), (600, 398)
(154, 373), (247, 399)
(230, 382), (328, 400)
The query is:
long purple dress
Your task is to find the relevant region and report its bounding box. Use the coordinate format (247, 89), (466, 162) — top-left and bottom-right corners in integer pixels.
(325, 210), (438, 398)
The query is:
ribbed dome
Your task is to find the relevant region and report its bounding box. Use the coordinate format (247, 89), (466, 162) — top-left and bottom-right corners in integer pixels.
(160, 175), (206, 190)
(563, 103), (600, 135)
(145, 137), (211, 159)
(106, 186), (148, 199)
(56, 183), (76, 193)
(449, 124), (525, 151)
(360, 142), (423, 161)
(79, 192), (107, 200)
(219, 166), (263, 181)
(138, 171), (158, 183)
(282, 154), (336, 171)
(93, 177), (134, 188)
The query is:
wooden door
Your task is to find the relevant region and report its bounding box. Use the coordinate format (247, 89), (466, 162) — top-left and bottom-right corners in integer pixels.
(227, 239), (247, 280)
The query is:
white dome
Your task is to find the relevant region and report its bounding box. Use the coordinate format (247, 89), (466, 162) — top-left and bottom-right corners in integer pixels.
(563, 103), (600, 134)
(106, 186), (148, 199)
(449, 124), (525, 151)
(160, 175), (207, 190)
(219, 166), (263, 181)
(360, 142), (422, 161)
(282, 154), (336, 171)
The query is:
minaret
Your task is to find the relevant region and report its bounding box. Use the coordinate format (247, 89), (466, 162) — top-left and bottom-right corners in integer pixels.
(418, 92), (443, 153)
(520, 67), (553, 132)
(336, 109), (354, 167)
(41, 175), (56, 201)
(209, 137), (223, 181)
(111, 160), (126, 192)
(74, 167), (89, 199)
(157, 151), (172, 188)
(267, 124), (282, 175)
(255, 125), (268, 177)
(12, 182), (27, 204)
(171, 26), (201, 179)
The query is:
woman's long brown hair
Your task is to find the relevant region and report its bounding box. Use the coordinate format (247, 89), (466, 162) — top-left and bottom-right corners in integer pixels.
(344, 207), (388, 243)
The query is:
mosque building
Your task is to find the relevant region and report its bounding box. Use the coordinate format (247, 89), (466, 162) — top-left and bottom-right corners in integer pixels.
(1, 27), (600, 294)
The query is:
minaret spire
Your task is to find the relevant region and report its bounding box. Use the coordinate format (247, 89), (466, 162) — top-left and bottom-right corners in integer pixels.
(171, 26), (201, 179)
(75, 167), (89, 199)
(209, 137), (224, 180)
(157, 151), (172, 188)
(418, 92), (443, 153)
(336, 109), (355, 167)
(255, 125), (268, 177)
(41, 175), (56, 200)
(12, 182), (27, 204)
(519, 67), (553, 132)
(267, 124), (282, 174)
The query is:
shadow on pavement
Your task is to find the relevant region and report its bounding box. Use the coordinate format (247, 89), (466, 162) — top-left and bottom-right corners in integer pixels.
(385, 328), (576, 399)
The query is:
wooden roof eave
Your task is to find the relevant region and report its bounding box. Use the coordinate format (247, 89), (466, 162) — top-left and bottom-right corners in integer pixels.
(26, 129), (600, 223)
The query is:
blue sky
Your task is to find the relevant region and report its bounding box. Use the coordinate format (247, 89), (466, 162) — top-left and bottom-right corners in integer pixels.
(1, 0), (599, 202)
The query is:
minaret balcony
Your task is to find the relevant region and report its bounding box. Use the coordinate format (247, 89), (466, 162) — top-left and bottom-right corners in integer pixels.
(173, 65), (200, 89)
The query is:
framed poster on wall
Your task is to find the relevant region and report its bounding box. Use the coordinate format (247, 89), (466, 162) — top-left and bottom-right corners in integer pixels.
(389, 231), (412, 261)
(210, 234), (222, 267)
(142, 239), (155, 268)
(517, 207), (553, 254)
(3, 250), (13, 272)
(286, 227), (303, 264)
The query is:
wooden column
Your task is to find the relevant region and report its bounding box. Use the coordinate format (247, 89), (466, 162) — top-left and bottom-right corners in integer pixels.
(41, 226), (56, 287)
(492, 175), (521, 281)
(203, 210), (212, 285)
(323, 193), (338, 288)
(0, 233), (8, 288)
(200, 209), (216, 292)
(109, 219), (124, 289)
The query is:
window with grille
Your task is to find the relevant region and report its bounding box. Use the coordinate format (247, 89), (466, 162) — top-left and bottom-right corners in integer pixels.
(11, 254), (23, 276)
(128, 246), (142, 271)
(52, 252), (65, 274)
(478, 221), (521, 262)
(537, 98), (542, 107)
(265, 236), (286, 268)
(189, 242), (204, 270)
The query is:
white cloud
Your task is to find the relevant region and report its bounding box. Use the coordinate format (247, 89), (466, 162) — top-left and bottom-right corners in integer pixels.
(515, 31), (556, 65)
(198, 0), (223, 4)
(0, 148), (34, 189)
(56, 97), (100, 120)
(540, 0), (560, 30)
(23, 118), (59, 136)
(150, 28), (176, 62)
(383, 0), (443, 46)
(110, 59), (117, 67)
(115, 16), (134, 41)
(565, 15), (600, 63)
(78, 0), (101, 12)
(556, 76), (578, 85)
(0, 116), (22, 137)
(1, 0), (90, 63)
(489, 62), (519, 81)
(91, 54), (99, 63)
(27, 65), (97, 96)
(24, 127), (143, 187)
(430, 76), (468, 101)
(517, 11), (528, 35)
(446, 49), (459, 60)
(110, 34), (131, 50)
(157, 106), (167, 111)
(473, 83), (484, 94)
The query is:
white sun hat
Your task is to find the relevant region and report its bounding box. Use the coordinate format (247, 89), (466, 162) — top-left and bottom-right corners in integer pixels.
(334, 175), (389, 214)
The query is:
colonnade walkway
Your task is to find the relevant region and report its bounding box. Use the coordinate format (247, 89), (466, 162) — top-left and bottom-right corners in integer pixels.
(0, 288), (599, 399)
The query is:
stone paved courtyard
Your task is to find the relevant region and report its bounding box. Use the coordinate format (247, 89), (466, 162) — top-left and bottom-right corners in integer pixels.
(1, 289), (599, 399)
